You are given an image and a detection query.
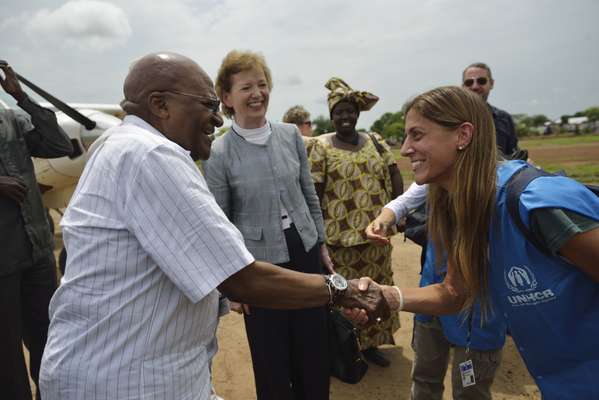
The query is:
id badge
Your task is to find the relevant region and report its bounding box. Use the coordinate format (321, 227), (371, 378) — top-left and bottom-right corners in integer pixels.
(459, 359), (476, 388)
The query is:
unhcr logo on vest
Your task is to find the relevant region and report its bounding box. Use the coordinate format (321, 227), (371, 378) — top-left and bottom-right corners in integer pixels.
(504, 265), (556, 306)
(505, 265), (537, 293)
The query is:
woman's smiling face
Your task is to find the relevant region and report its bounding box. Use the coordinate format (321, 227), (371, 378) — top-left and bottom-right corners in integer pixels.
(400, 109), (460, 189)
(222, 67), (270, 128)
(331, 100), (359, 137)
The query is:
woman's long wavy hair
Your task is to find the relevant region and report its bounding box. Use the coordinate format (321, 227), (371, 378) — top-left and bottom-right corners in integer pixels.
(404, 86), (498, 314)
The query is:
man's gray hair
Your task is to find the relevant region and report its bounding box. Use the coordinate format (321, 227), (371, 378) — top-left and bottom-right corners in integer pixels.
(462, 62), (493, 81)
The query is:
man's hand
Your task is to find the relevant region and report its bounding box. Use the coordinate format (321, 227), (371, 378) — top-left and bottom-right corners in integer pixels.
(320, 244), (335, 274)
(0, 176), (27, 204)
(341, 278), (402, 326)
(336, 277), (390, 325)
(0, 61), (27, 102)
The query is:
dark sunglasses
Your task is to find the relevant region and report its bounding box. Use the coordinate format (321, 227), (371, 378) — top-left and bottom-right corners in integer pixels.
(162, 90), (221, 114)
(463, 77), (488, 87)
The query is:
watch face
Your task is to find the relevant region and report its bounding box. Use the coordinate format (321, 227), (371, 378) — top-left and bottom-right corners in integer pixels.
(331, 274), (348, 290)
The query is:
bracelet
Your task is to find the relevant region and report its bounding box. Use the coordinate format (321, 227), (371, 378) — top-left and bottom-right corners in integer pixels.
(393, 286), (404, 311)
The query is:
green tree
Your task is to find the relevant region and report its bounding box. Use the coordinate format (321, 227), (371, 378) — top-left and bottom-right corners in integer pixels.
(371, 111), (405, 140)
(530, 114), (549, 126)
(515, 122), (531, 137)
(583, 106), (599, 122)
(382, 121), (405, 142)
(519, 114), (549, 127)
(371, 112), (395, 134)
(312, 115), (333, 136)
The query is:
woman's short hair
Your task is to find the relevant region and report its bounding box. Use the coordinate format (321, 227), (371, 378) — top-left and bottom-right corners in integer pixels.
(215, 50), (273, 118)
(282, 105), (310, 126)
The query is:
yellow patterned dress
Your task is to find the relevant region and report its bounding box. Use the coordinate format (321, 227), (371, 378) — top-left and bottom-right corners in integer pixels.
(308, 132), (400, 348)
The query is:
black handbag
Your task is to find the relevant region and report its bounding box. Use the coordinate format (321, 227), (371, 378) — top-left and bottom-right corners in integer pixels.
(328, 308), (368, 384)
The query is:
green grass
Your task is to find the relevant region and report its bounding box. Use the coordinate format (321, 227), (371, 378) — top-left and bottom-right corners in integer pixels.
(540, 163), (599, 185)
(519, 134), (599, 148)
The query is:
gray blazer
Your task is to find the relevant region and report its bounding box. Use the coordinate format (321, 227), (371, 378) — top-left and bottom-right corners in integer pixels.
(203, 122), (325, 263)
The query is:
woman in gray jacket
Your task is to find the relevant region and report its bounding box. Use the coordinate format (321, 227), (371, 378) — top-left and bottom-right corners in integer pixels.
(203, 50), (332, 400)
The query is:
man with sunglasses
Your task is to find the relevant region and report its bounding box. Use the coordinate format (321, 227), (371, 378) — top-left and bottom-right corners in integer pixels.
(462, 62), (519, 157)
(39, 52), (390, 400)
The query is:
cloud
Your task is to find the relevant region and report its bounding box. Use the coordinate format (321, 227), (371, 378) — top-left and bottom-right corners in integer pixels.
(25, 0), (131, 51)
(278, 75), (303, 87)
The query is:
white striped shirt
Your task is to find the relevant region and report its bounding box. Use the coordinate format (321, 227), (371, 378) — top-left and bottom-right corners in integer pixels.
(40, 115), (254, 400)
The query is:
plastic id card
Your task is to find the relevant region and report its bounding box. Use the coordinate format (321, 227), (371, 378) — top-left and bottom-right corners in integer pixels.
(459, 359), (476, 388)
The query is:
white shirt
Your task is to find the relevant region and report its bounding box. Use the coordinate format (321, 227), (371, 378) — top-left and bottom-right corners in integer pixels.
(40, 115), (254, 400)
(231, 119), (271, 144)
(385, 182), (428, 221)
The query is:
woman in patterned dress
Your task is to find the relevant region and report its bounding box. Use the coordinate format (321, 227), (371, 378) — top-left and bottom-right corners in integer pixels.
(308, 77), (404, 367)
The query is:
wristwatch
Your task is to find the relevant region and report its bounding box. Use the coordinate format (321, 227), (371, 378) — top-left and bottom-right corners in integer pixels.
(324, 273), (348, 306)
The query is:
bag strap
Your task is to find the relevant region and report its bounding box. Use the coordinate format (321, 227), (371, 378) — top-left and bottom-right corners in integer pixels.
(505, 165), (554, 255)
(368, 133), (393, 200)
(368, 133), (386, 157)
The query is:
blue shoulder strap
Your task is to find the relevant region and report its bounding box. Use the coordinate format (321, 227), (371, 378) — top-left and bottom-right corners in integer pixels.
(505, 165), (599, 256)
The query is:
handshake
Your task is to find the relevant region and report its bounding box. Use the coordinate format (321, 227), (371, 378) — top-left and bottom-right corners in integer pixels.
(328, 274), (403, 326)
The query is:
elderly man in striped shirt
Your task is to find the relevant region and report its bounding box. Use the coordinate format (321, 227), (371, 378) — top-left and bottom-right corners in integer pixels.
(39, 52), (393, 400)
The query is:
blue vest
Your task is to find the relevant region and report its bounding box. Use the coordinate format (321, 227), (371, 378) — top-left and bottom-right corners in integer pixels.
(490, 160), (599, 399)
(415, 245), (507, 351)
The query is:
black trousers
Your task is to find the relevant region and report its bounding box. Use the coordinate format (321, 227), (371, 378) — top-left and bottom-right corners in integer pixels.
(0, 255), (57, 400)
(244, 225), (330, 400)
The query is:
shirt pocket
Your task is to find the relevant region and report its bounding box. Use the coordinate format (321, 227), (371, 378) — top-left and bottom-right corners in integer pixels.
(238, 225), (263, 241)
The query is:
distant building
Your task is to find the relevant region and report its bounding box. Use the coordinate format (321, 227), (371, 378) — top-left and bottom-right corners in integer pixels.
(563, 116), (599, 133)
(567, 116), (589, 125)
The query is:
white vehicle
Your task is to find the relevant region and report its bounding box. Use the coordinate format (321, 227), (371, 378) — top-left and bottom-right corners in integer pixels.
(34, 104), (121, 209)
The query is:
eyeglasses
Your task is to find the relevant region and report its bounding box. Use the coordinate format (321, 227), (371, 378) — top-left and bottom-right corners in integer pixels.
(302, 120), (312, 127)
(463, 77), (489, 87)
(163, 90), (220, 113)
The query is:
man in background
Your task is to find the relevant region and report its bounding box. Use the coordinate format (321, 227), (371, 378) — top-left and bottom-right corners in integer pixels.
(0, 60), (73, 399)
(462, 62), (520, 157)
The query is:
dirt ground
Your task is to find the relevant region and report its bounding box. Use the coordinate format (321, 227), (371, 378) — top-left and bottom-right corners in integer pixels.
(526, 141), (599, 165)
(211, 236), (541, 400)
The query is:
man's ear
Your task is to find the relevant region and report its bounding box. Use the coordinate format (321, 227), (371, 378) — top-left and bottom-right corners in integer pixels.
(457, 122), (474, 149)
(489, 78), (495, 91)
(147, 92), (169, 119)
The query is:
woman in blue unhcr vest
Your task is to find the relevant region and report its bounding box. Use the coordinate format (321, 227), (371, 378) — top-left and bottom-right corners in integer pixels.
(359, 86), (599, 399)
(413, 244), (507, 399)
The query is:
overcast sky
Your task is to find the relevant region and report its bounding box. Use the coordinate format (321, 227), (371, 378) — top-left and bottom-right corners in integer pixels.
(2, 0), (598, 129)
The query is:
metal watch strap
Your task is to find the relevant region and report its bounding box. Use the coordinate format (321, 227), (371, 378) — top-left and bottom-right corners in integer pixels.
(324, 275), (336, 307)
